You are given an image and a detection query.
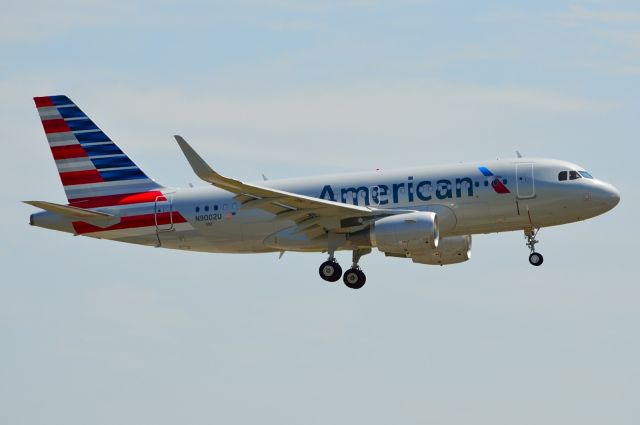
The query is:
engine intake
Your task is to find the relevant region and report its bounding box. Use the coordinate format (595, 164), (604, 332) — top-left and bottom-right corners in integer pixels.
(372, 211), (439, 254)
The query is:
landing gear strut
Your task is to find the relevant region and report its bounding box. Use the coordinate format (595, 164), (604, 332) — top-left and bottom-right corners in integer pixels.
(343, 249), (370, 289)
(524, 228), (544, 266)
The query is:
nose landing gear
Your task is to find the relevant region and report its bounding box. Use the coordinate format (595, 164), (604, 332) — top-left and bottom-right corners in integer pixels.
(525, 228), (544, 266)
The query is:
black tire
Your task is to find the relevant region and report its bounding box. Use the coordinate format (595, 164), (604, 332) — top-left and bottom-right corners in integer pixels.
(319, 261), (342, 282)
(343, 268), (366, 289)
(529, 252), (544, 266)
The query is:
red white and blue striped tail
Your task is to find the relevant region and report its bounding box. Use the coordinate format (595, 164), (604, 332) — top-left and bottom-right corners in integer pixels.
(34, 95), (164, 206)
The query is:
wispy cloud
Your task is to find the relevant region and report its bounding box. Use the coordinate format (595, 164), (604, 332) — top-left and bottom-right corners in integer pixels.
(87, 286), (197, 334)
(0, 1), (109, 42)
(5, 76), (610, 177)
(597, 30), (640, 49)
(244, 0), (431, 12)
(555, 5), (640, 25)
(71, 80), (612, 172)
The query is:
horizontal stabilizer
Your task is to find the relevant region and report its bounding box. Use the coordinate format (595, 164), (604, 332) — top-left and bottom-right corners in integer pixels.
(23, 200), (119, 225)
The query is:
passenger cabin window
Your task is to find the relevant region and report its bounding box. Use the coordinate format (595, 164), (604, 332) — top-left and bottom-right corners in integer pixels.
(558, 171), (567, 181)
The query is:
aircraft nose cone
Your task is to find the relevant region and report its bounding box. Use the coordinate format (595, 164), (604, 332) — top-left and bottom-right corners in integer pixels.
(595, 183), (620, 211)
(607, 185), (621, 208)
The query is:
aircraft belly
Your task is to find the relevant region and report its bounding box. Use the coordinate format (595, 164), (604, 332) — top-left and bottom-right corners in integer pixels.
(241, 221), (281, 250)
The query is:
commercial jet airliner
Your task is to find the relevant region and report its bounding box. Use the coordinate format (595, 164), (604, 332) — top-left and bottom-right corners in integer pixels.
(26, 96), (620, 288)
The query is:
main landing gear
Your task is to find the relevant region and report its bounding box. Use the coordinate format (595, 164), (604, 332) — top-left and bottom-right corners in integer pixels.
(319, 258), (342, 282)
(524, 228), (544, 266)
(318, 249), (371, 289)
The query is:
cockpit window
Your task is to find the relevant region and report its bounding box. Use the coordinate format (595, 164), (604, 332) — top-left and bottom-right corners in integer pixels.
(559, 170), (589, 181)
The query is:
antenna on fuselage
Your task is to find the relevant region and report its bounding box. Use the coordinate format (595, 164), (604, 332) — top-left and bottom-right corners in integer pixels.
(516, 151), (523, 158)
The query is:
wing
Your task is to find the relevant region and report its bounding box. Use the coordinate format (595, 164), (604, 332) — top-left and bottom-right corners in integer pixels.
(174, 135), (380, 236)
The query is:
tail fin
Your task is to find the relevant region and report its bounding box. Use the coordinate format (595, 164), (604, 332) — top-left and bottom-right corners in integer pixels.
(34, 95), (163, 205)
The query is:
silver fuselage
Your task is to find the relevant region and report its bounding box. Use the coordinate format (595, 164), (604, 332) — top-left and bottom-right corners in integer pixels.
(31, 157), (620, 254)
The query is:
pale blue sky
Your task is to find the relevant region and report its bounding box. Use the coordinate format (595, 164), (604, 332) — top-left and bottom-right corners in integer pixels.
(1, 1), (639, 424)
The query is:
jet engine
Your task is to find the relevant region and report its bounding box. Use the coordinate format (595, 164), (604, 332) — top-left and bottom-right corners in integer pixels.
(371, 211), (439, 254)
(411, 235), (472, 265)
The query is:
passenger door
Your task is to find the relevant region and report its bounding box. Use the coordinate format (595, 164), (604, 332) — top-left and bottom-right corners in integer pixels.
(516, 163), (535, 199)
(154, 194), (174, 231)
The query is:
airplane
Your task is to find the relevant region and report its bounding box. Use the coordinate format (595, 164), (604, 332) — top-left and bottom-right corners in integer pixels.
(26, 95), (621, 289)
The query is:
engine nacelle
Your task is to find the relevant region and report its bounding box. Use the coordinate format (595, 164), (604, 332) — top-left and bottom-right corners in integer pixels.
(411, 235), (472, 265)
(372, 211), (439, 254)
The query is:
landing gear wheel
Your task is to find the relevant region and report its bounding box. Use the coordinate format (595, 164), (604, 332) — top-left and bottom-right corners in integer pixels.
(319, 261), (342, 282)
(529, 252), (544, 266)
(343, 268), (366, 289)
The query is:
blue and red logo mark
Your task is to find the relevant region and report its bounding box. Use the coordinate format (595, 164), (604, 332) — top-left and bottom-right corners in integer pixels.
(478, 166), (511, 194)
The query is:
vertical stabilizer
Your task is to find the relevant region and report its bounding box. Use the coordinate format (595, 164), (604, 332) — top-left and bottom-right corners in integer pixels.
(34, 95), (163, 205)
